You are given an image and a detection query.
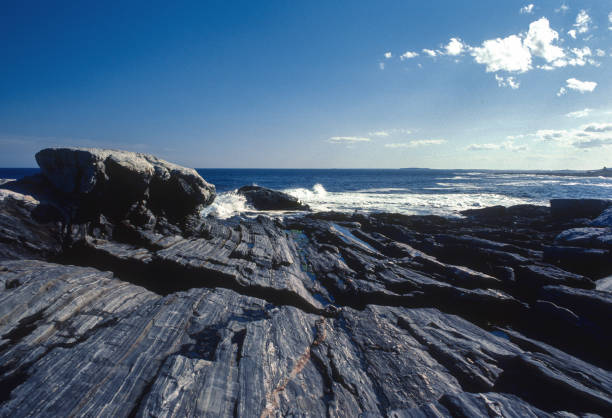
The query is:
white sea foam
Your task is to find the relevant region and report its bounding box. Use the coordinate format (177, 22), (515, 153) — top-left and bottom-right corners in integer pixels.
(284, 183), (328, 201)
(282, 184), (542, 217)
(201, 191), (250, 219)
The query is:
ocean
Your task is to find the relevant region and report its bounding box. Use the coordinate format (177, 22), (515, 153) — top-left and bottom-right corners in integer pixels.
(2, 168), (611, 219)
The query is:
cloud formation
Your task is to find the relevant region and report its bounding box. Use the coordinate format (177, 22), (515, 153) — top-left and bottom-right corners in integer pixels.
(400, 51), (418, 60)
(444, 38), (464, 56)
(534, 123), (612, 148)
(573, 10), (591, 34)
(565, 78), (597, 93)
(384, 139), (446, 148)
(495, 75), (520, 89)
(524, 18), (565, 62)
(467, 141), (527, 151)
(422, 49), (438, 57)
(520, 4), (534, 14)
(471, 35), (531, 72)
(329, 136), (371, 143)
(565, 108), (592, 118)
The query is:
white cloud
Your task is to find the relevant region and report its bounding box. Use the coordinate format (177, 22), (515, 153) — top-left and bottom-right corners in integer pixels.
(400, 51), (419, 60)
(422, 49), (438, 57)
(329, 136), (371, 143)
(609, 11), (612, 30)
(565, 108), (592, 118)
(583, 123), (612, 133)
(569, 46), (592, 66)
(467, 141), (527, 151)
(379, 62), (385, 70)
(444, 38), (464, 56)
(557, 87), (567, 96)
(555, 4), (569, 14)
(370, 128), (412, 137)
(573, 10), (591, 34)
(467, 143), (501, 150)
(471, 34), (532, 73)
(534, 123), (612, 148)
(384, 51), (393, 59)
(524, 18), (565, 63)
(567, 29), (577, 39)
(596, 49), (606, 57)
(495, 74), (520, 89)
(520, 4), (534, 14)
(385, 139), (447, 148)
(565, 78), (597, 93)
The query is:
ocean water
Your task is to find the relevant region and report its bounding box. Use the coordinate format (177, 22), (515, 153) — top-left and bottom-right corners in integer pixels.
(2, 168), (611, 219)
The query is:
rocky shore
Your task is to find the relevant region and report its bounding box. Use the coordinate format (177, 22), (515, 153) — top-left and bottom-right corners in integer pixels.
(0, 148), (611, 417)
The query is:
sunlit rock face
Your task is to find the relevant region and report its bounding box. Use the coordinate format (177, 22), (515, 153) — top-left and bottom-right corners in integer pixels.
(1, 149), (611, 417)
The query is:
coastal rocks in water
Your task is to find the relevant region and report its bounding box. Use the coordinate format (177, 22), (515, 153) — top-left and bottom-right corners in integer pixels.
(550, 198), (612, 220)
(2, 148), (612, 417)
(237, 185), (310, 211)
(35, 147), (216, 222)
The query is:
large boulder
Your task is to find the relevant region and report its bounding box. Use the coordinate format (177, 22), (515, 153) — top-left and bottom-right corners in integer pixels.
(550, 199), (612, 220)
(554, 227), (612, 249)
(35, 147), (215, 222)
(237, 185), (310, 211)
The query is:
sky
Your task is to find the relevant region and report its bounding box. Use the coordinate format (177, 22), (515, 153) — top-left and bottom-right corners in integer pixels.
(1, 0), (611, 169)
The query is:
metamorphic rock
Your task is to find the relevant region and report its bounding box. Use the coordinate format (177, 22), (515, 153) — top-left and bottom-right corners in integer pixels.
(0, 147), (611, 417)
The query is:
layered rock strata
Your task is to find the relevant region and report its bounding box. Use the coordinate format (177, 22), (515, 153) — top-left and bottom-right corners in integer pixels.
(0, 149), (610, 417)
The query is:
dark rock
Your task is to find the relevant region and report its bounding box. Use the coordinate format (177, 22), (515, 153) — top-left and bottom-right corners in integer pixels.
(0, 192), (63, 261)
(35, 147), (216, 222)
(539, 285), (612, 329)
(550, 199), (612, 220)
(516, 265), (594, 290)
(543, 245), (611, 278)
(237, 185), (310, 211)
(591, 207), (612, 227)
(460, 205), (507, 219)
(554, 227), (612, 249)
(2, 148), (612, 417)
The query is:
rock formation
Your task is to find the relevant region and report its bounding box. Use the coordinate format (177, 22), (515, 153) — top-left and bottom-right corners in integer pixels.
(237, 185), (310, 211)
(0, 149), (611, 417)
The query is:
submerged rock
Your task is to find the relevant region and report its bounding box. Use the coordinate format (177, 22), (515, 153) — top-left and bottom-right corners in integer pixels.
(237, 185), (310, 211)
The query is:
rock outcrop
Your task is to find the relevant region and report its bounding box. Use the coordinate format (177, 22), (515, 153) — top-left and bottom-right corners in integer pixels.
(35, 147), (216, 222)
(237, 185), (310, 211)
(1, 150), (611, 417)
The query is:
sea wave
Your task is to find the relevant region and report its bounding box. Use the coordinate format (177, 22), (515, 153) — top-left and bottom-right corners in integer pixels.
(201, 191), (250, 219)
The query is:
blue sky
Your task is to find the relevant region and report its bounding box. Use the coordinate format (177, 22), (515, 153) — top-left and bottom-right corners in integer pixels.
(1, 0), (611, 168)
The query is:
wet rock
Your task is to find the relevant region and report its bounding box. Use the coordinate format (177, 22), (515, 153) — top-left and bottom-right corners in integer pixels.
(591, 207), (612, 227)
(237, 185), (310, 211)
(554, 227), (612, 249)
(515, 265), (594, 290)
(2, 149), (612, 417)
(543, 245), (611, 278)
(550, 199), (612, 220)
